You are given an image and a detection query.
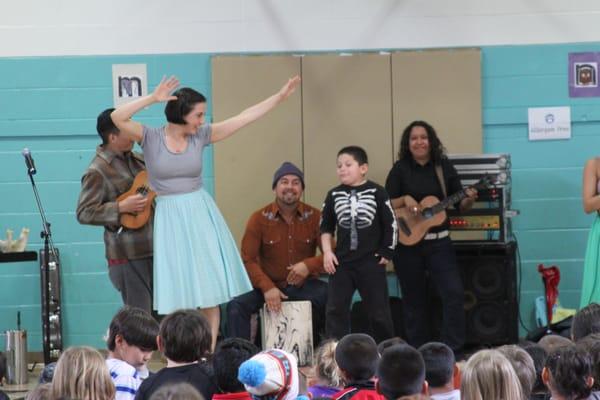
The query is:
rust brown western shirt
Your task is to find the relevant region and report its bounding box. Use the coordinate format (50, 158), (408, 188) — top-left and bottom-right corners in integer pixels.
(241, 201), (324, 292)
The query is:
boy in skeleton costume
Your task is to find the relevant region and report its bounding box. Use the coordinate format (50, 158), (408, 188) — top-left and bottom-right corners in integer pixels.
(320, 146), (397, 342)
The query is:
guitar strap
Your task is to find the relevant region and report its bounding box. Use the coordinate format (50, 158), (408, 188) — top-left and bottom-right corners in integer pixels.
(434, 164), (447, 198)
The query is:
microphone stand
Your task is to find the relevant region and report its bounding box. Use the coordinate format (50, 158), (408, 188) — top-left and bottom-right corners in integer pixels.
(27, 168), (61, 364)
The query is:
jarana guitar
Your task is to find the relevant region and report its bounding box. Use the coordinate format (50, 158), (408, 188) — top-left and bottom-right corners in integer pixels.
(116, 170), (156, 230)
(394, 175), (492, 246)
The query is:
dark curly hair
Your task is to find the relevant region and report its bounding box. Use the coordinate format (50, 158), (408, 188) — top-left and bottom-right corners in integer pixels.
(397, 120), (446, 164)
(545, 346), (592, 400)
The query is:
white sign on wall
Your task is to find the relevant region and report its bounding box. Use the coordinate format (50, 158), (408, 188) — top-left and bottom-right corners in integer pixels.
(112, 64), (148, 107)
(528, 106), (571, 141)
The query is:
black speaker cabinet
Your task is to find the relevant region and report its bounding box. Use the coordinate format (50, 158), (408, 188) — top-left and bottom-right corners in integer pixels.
(455, 241), (518, 346)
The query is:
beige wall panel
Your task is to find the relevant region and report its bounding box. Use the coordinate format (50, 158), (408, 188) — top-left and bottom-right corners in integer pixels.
(302, 54), (394, 208)
(212, 56), (302, 244)
(391, 49), (482, 158)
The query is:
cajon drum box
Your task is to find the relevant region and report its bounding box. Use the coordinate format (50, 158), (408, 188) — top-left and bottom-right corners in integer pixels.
(261, 300), (313, 366)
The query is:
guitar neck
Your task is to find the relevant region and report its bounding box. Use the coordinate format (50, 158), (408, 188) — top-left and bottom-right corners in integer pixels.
(432, 190), (469, 213)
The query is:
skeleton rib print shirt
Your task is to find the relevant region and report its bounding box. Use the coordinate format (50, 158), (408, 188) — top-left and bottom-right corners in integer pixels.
(320, 180), (397, 264)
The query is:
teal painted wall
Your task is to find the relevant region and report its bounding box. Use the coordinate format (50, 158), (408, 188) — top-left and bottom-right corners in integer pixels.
(0, 54), (213, 349)
(2, 42), (600, 349)
(482, 43), (600, 334)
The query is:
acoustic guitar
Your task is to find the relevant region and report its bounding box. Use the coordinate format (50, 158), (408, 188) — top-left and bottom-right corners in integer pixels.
(116, 170), (156, 230)
(394, 175), (492, 246)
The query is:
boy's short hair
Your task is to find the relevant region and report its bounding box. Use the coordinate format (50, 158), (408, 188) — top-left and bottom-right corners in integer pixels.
(159, 309), (211, 363)
(335, 333), (379, 381)
(377, 344), (425, 400)
(213, 338), (259, 393)
(418, 342), (454, 388)
(523, 344), (548, 393)
(149, 382), (204, 400)
(107, 306), (159, 352)
(337, 146), (368, 165)
(497, 344), (536, 398)
(97, 108), (118, 145)
(378, 337), (406, 356)
(538, 334), (572, 354)
(164, 88), (206, 124)
(572, 303), (600, 341)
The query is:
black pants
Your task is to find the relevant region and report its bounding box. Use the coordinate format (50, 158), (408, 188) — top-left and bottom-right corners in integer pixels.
(393, 237), (465, 351)
(325, 255), (394, 343)
(108, 257), (153, 314)
(226, 278), (328, 342)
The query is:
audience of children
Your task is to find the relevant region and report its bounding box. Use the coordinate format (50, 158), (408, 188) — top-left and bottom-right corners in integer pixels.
(20, 298), (600, 400)
(106, 306), (159, 400)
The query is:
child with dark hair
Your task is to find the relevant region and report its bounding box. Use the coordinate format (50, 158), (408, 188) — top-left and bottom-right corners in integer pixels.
(542, 346), (599, 400)
(572, 303), (600, 342)
(212, 338), (259, 400)
(136, 309), (217, 400)
(377, 337), (406, 356)
(376, 344), (428, 400)
(0, 352), (8, 400)
(576, 333), (600, 392)
(497, 345), (536, 400)
(149, 382), (204, 400)
(523, 344), (549, 400)
(106, 306), (159, 400)
(331, 334), (384, 400)
(321, 146), (397, 342)
(418, 342), (458, 400)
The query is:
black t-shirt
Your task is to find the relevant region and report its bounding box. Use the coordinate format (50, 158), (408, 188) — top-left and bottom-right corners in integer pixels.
(384, 157), (463, 232)
(135, 363), (217, 400)
(320, 180), (397, 263)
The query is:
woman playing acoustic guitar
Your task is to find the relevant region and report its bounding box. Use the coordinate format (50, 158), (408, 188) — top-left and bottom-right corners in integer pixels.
(384, 120), (476, 358)
(111, 75), (300, 350)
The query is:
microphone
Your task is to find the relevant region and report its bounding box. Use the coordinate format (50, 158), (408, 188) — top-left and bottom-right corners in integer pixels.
(22, 148), (37, 175)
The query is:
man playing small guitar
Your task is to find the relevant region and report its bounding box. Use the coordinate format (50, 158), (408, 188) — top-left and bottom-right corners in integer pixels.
(384, 120), (477, 358)
(76, 108), (154, 314)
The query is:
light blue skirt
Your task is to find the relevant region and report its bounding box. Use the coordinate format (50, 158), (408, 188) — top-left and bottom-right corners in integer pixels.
(153, 188), (252, 314)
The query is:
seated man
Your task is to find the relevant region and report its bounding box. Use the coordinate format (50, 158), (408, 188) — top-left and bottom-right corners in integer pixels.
(227, 162), (328, 342)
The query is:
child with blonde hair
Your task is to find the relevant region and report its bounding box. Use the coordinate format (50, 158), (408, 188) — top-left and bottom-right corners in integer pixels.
(309, 340), (343, 398)
(460, 349), (523, 400)
(50, 346), (115, 400)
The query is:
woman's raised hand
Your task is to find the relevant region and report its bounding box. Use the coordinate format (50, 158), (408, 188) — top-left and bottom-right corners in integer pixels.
(152, 76), (180, 102)
(278, 75), (301, 101)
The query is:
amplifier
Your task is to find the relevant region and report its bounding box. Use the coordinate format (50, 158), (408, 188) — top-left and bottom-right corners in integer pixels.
(449, 215), (501, 230)
(447, 153), (517, 243)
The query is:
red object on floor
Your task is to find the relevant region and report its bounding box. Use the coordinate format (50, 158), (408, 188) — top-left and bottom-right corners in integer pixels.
(538, 264), (561, 326)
